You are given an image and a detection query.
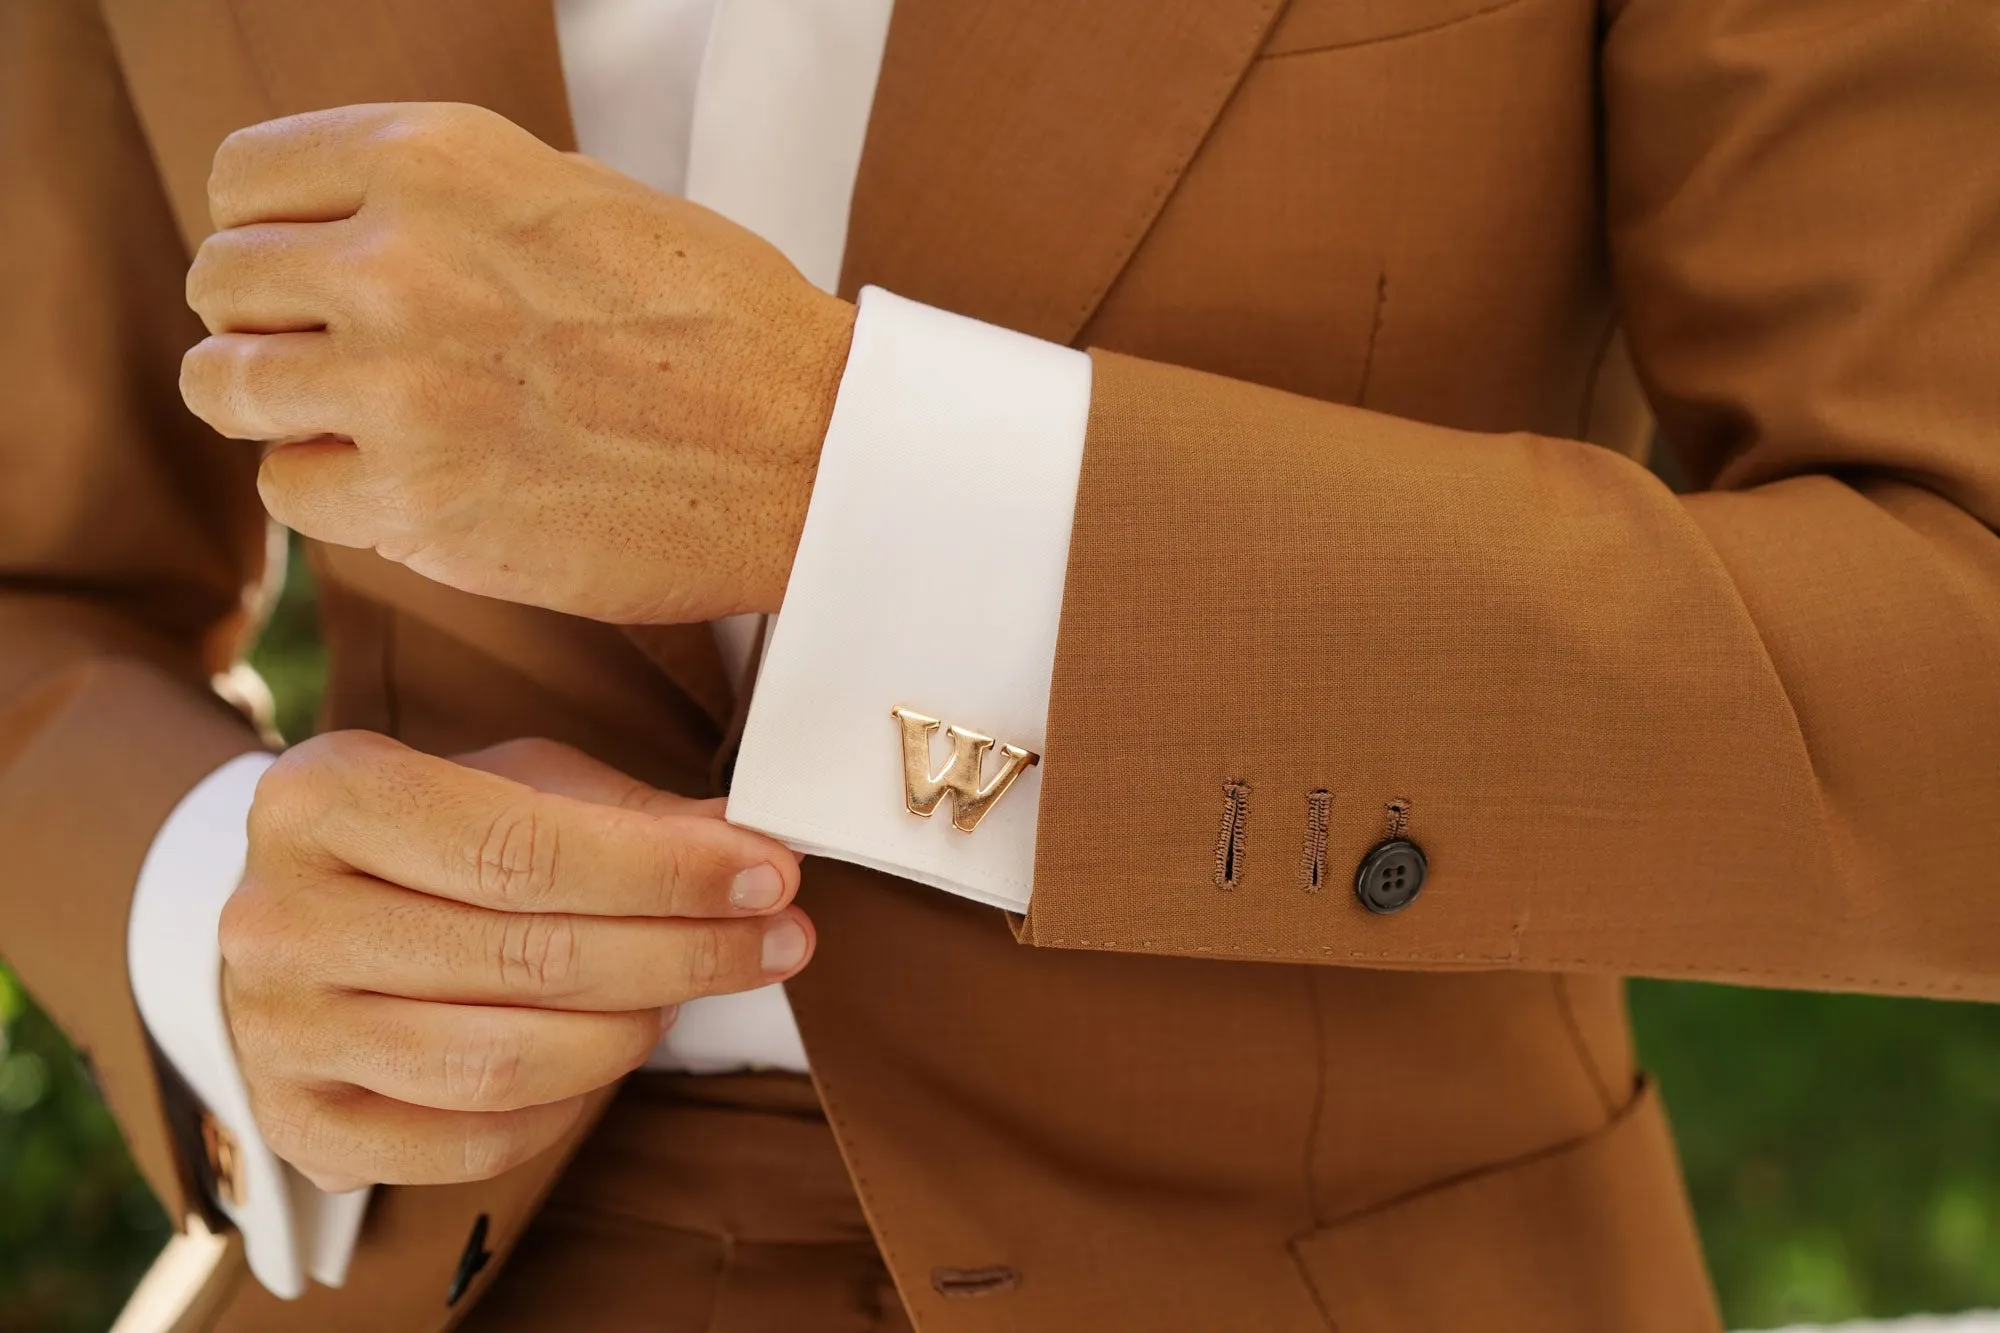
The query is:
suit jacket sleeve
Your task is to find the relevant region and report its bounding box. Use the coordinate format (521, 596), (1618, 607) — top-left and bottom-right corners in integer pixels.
(1023, 0), (2000, 1000)
(0, 0), (269, 1220)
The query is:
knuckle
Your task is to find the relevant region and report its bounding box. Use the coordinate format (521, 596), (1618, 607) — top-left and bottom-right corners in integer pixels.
(489, 737), (566, 769)
(455, 1115), (534, 1182)
(184, 243), (226, 321)
(370, 114), (455, 186)
(440, 1020), (529, 1111)
(251, 1084), (322, 1166)
(655, 836), (698, 915)
(221, 977), (281, 1066)
(216, 341), (271, 424)
(475, 800), (560, 909)
(217, 885), (284, 973)
(272, 1088), (381, 1185)
(615, 1010), (664, 1069)
(249, 751), (329, 850)
(680, 927), (727, 996)
(348, 225), (420, 315)
(206, 129), (258, 221)
(178, 340), (231, 424)
(177, 340), (207, 400)
(656, 834), (726, 916)
(315, 726), (394, 765)
(320, 729), (406, 801)
(496, 913), (581, 997)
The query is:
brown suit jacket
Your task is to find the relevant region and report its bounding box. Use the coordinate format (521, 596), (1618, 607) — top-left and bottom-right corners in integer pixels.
(5, 0), (1997, 1327)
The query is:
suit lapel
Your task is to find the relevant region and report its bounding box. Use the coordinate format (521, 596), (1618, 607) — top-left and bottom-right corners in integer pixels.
(841, 0), (1289, 344)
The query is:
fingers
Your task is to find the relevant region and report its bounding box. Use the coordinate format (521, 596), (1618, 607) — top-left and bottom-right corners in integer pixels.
(455, 738), (721, 820)
(178, 335), (395, 548)
(180, 332), (350, 441)
(254, 732), (801, 919)
(255, 437), (384, 548)
(282, 995), (663, 1114)
(187, 221), (352, 335)
(207, 105), (394, 230)
(260, 870), (813, 1010)
(252, 1080), (588, 1189)
(206, 102), (529, 231)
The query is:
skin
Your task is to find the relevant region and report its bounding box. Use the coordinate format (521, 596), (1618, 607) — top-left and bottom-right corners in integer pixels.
(180, 103), (855, 1189)
(179, 101), (856, 624)
(220, 733), (813, 1192)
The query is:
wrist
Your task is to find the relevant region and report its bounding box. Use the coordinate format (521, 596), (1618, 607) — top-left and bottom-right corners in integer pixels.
(747, 293), (856, 615)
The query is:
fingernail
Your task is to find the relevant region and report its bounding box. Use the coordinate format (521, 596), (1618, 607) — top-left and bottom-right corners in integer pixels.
(761, 918), (809, 974)
(730, 864), (785, 912)
(658, 1005), (680, 1036)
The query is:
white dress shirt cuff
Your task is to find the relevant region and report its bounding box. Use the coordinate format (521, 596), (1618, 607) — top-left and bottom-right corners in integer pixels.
(728, 286), (1092, 912)
(126, 752), (370, 1299)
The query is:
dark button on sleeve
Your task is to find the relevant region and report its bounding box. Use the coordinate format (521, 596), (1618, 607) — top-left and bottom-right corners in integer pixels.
(1355, 839), (1427, 914)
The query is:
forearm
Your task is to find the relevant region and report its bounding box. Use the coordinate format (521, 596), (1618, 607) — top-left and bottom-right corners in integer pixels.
(0, 598), (267, 1220)
(1020, 350), (2000, 996)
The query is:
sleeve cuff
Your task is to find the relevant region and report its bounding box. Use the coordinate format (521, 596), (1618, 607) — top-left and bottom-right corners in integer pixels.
(125, 751), (370, 1298)
(727, 286), (1092, 913)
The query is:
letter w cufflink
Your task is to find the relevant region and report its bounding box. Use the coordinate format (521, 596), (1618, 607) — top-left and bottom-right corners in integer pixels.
(891, 707), (1039, 833)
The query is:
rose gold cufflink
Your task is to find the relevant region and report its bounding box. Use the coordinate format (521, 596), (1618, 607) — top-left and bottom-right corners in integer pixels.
(892, 707), (1039, 833)
(200, 1111), (245, 1208)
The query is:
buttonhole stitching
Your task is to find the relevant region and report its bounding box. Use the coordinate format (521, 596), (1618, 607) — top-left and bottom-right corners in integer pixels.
(1215, 780), (1250, 890)
(1383, 797), (1412, 841)
(1300, 789), (1332, 892)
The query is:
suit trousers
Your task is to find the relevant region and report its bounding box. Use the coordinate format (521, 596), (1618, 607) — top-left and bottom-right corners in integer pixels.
(459, 1072), (912, 1333)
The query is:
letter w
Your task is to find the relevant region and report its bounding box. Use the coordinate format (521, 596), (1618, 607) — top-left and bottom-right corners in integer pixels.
(891, 708), (1039, 833)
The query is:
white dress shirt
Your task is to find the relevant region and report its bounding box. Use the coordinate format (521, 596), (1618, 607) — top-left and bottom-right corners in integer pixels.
(125, 0), (1093, 1297)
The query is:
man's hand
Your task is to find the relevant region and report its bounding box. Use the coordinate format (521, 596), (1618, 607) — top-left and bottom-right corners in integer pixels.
(220, 732), (812, 1192)
(179, 102), (855, 624)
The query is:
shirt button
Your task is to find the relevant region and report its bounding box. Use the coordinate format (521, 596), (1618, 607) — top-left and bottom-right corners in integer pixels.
(1355, 839), (1427, 914)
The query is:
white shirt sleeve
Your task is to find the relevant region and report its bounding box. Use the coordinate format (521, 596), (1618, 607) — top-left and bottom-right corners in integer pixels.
(126, 752), (370, 1299)
(727, 286), (1092, 913)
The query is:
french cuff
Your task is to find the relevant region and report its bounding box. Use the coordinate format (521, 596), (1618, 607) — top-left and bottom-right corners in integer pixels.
(727, 286), (1091, 913)
(126, 752), (370, 1299)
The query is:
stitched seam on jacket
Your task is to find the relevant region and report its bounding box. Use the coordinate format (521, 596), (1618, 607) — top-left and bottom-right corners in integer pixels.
(794, 1039), (917, 1324)
(1288, 1075), (1657, 1240)
(1033, 938), (1982, 997)
(1257, 0), (1534, 61)
(1062, 0), (1288, 338)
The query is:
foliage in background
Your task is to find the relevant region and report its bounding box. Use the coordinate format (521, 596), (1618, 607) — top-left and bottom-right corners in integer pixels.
(3, 542), (1998, 1331)
(254, 540), (329, 746)
(1632, 982), (2000, 1327)
(0, 971), (168, 1333)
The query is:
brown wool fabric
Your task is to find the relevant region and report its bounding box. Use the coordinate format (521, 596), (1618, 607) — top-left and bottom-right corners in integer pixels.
(5, 0), (1997, 1327)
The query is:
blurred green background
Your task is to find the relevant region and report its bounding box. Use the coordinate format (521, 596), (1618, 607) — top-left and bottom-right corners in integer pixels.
(3, 546), (1999, 1331)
